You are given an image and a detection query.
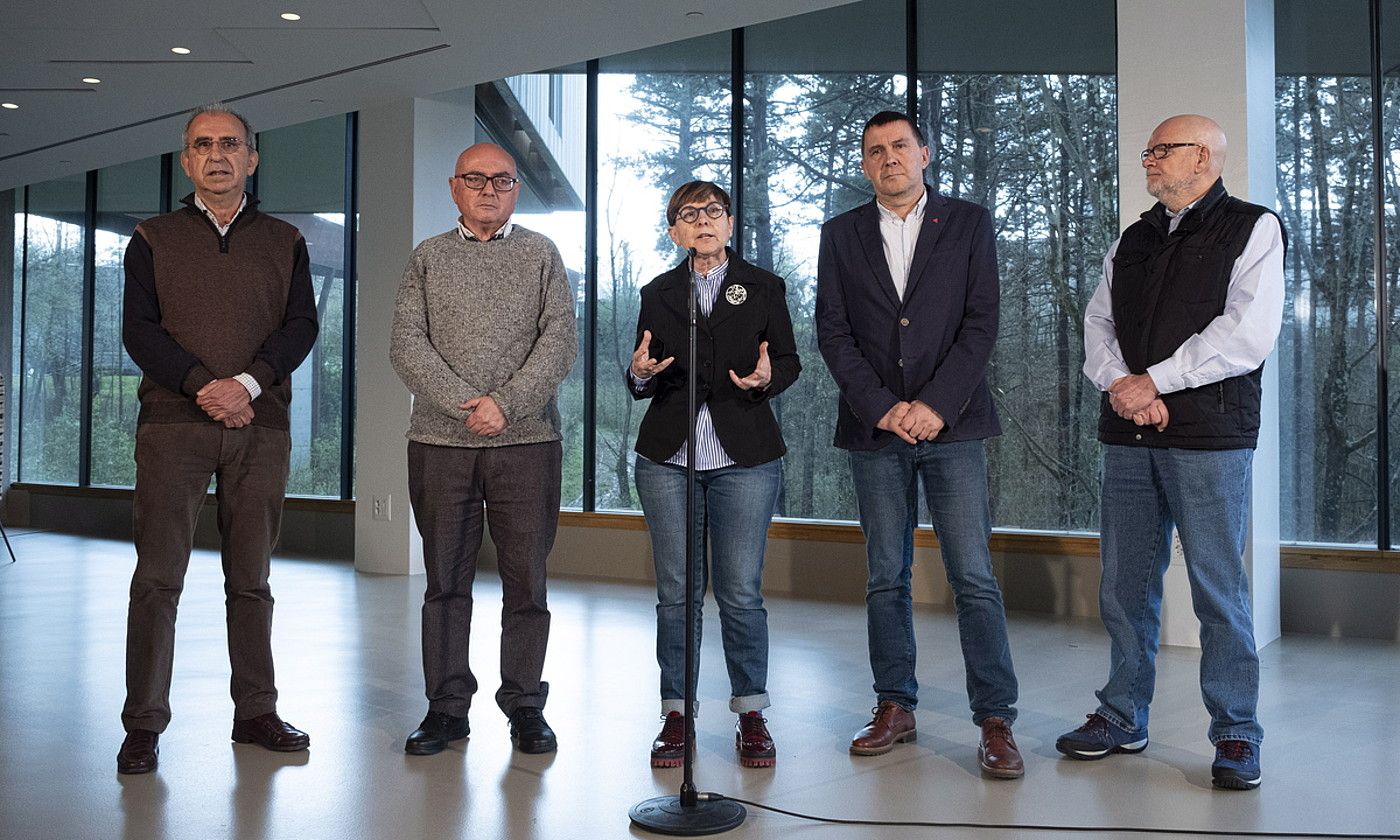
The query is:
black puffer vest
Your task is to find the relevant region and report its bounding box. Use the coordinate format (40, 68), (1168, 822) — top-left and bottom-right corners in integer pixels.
(1099, 179), (1284, 450)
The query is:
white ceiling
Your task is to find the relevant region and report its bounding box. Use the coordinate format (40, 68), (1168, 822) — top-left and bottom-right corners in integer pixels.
(0, 0), (852, 190)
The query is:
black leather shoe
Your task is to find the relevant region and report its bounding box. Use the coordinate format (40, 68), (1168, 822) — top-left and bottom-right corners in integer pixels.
(117, 729), (159, 775)
(509, 707), (557, 754)
(405, 711), (470, 755)
(231, 712), (310, 752)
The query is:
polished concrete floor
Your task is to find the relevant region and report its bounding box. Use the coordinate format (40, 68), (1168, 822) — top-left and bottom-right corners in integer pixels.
(1, 531), (1398, 840)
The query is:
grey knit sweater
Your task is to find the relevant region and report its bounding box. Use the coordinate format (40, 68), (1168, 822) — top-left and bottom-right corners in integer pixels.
(390, 226), (577, 447)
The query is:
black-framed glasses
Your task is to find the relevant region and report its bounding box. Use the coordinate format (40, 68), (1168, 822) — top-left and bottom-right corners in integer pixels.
(675, 202), (728, 224)
(454, 172), (519, 192)
(1139, 142), (1200, 162)
(185, 137), (252, 155)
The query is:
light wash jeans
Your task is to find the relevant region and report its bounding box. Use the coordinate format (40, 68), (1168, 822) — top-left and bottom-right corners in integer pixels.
(1095, 444), (1262, 745)
(634, 455), (782, 715)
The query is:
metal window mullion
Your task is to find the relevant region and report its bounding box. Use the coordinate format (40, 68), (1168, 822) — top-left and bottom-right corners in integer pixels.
(341, 112), (359, 501)
(906, 0), (918, 119)
(1371, 0), (1390, 549)
(732, 27), (745, 261)
(584, 59), (600, 512)
(14, 187), (30, 483)
(79, 170), (97, 487)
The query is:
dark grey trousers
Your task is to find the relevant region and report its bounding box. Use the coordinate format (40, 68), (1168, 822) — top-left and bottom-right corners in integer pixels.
(122, 422), (290, 733)
(408, 440), (561, 718)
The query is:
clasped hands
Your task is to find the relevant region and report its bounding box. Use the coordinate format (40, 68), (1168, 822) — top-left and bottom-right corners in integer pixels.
(877, 400), (944, 444)
(1108, 373), (1170, 432)
(461, 395), (506, 437)
(629, 330), (772, 391)
(196, 379), (255, 428)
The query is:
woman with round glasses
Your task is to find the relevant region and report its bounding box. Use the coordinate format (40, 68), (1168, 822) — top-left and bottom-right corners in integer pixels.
(627, 180), (801, 769)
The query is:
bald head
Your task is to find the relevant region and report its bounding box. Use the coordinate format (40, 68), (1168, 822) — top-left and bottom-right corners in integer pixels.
(1142, 114), (1227, 211)
(450, 142), (519, 240)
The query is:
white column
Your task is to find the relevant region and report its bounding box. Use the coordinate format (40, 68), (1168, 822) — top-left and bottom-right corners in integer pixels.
(1116, 0), (1280, 648)
(354, 91), (475, 574)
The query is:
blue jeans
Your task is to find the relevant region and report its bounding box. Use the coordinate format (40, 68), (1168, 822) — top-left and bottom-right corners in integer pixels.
(1096, 445), (1262, 745)
(849, 439), (1018, 723)
(634, 455), (782, 714)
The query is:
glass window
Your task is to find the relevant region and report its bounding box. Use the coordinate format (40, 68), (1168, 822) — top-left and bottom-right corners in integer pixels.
(1276, 0), (1377, 545)
(18, 176), (87, 484)
(743, 0), (906, 522)
(477, 69), (587, 508)
(595, 34), (733, 511)
(918, 0), (1117, 533)
(91, 156), (162, 488)
(256, 115), (349, 497)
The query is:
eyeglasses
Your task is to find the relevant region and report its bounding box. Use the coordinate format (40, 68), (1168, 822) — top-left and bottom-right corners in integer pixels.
(454, 173), (519, 192)
(185, 137), (252, 155)
(1139, 142), (1200, 162)
(675, 202), (728, 224)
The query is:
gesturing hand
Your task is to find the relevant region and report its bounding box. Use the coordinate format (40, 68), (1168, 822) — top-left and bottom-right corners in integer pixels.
(462, 395), (507, 437)
(630, 330), (675, 379)
(728, 341), (772, 391)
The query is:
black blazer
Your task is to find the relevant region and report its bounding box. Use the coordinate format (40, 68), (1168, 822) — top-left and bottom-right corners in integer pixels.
(630, 249), (801, 467)
(815, 189), (1001, 450)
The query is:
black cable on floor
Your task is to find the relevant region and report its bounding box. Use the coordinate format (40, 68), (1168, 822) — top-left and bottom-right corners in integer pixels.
(704, 793), (1400, 839)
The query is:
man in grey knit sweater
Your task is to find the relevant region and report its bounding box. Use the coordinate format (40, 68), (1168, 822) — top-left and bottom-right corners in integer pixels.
(391, 142), (577, 756)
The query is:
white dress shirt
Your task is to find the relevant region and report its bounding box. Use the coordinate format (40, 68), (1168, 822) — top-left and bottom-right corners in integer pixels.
(1082, 207), (1285, 395)
(876, 188), (928, 301)
(193, 193), (247, 237)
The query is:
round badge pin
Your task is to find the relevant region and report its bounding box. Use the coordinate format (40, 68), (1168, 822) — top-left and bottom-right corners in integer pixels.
(724, 284), (747, 305)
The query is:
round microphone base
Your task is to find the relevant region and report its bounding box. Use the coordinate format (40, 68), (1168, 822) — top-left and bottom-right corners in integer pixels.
(629, 795), (746, 836)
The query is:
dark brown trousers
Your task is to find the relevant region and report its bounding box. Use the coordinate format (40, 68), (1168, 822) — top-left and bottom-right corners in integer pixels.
(408, 440), (561, 718)
(122, 422), (290, 733)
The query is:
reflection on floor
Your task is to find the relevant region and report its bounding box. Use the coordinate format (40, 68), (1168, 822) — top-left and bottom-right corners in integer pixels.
(0, 532), (1397, 839)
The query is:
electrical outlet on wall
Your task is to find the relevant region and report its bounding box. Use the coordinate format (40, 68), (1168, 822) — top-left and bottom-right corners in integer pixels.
(372, 495), (392, 521)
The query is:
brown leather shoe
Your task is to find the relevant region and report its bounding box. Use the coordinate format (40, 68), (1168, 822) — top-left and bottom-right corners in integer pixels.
(117, 729), (159, 774)
(850, 701), (916, 756)
(736, 712), (776, 768)
(978, 716), (1024, 779)
(231, 712), (310, 752)
(651, 711), (685, 768)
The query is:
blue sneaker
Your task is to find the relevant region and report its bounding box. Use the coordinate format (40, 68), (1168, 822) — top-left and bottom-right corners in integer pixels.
(1211, 740), (1262, 790)
(1055, 713), (1148, 760)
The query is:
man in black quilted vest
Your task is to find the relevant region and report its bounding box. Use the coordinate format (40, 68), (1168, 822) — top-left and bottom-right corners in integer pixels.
(1056, 115), (1284, 791)
(117, 104), (319, 774)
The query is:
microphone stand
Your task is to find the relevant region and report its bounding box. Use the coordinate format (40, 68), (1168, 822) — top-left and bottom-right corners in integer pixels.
(630, 247), (746, 835)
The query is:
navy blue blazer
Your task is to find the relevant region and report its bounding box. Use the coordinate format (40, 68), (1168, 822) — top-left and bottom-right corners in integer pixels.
(815, 188), (1001, 451)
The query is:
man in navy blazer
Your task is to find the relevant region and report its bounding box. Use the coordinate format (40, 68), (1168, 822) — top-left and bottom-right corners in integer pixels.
(816, 111), (1023, 779)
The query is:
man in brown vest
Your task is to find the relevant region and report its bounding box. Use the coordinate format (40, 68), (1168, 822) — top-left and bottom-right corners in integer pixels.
(116, 104), (319, 774)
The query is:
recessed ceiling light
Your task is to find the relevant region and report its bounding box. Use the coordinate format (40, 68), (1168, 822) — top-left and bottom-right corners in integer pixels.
(686, 10), (704, 18)
(281, 12), (301, 21)
(310, 98), (325, 104)
(171, 47), (191, 55)
(1, 103), (18, 110)
(82, 77), (101, 84)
